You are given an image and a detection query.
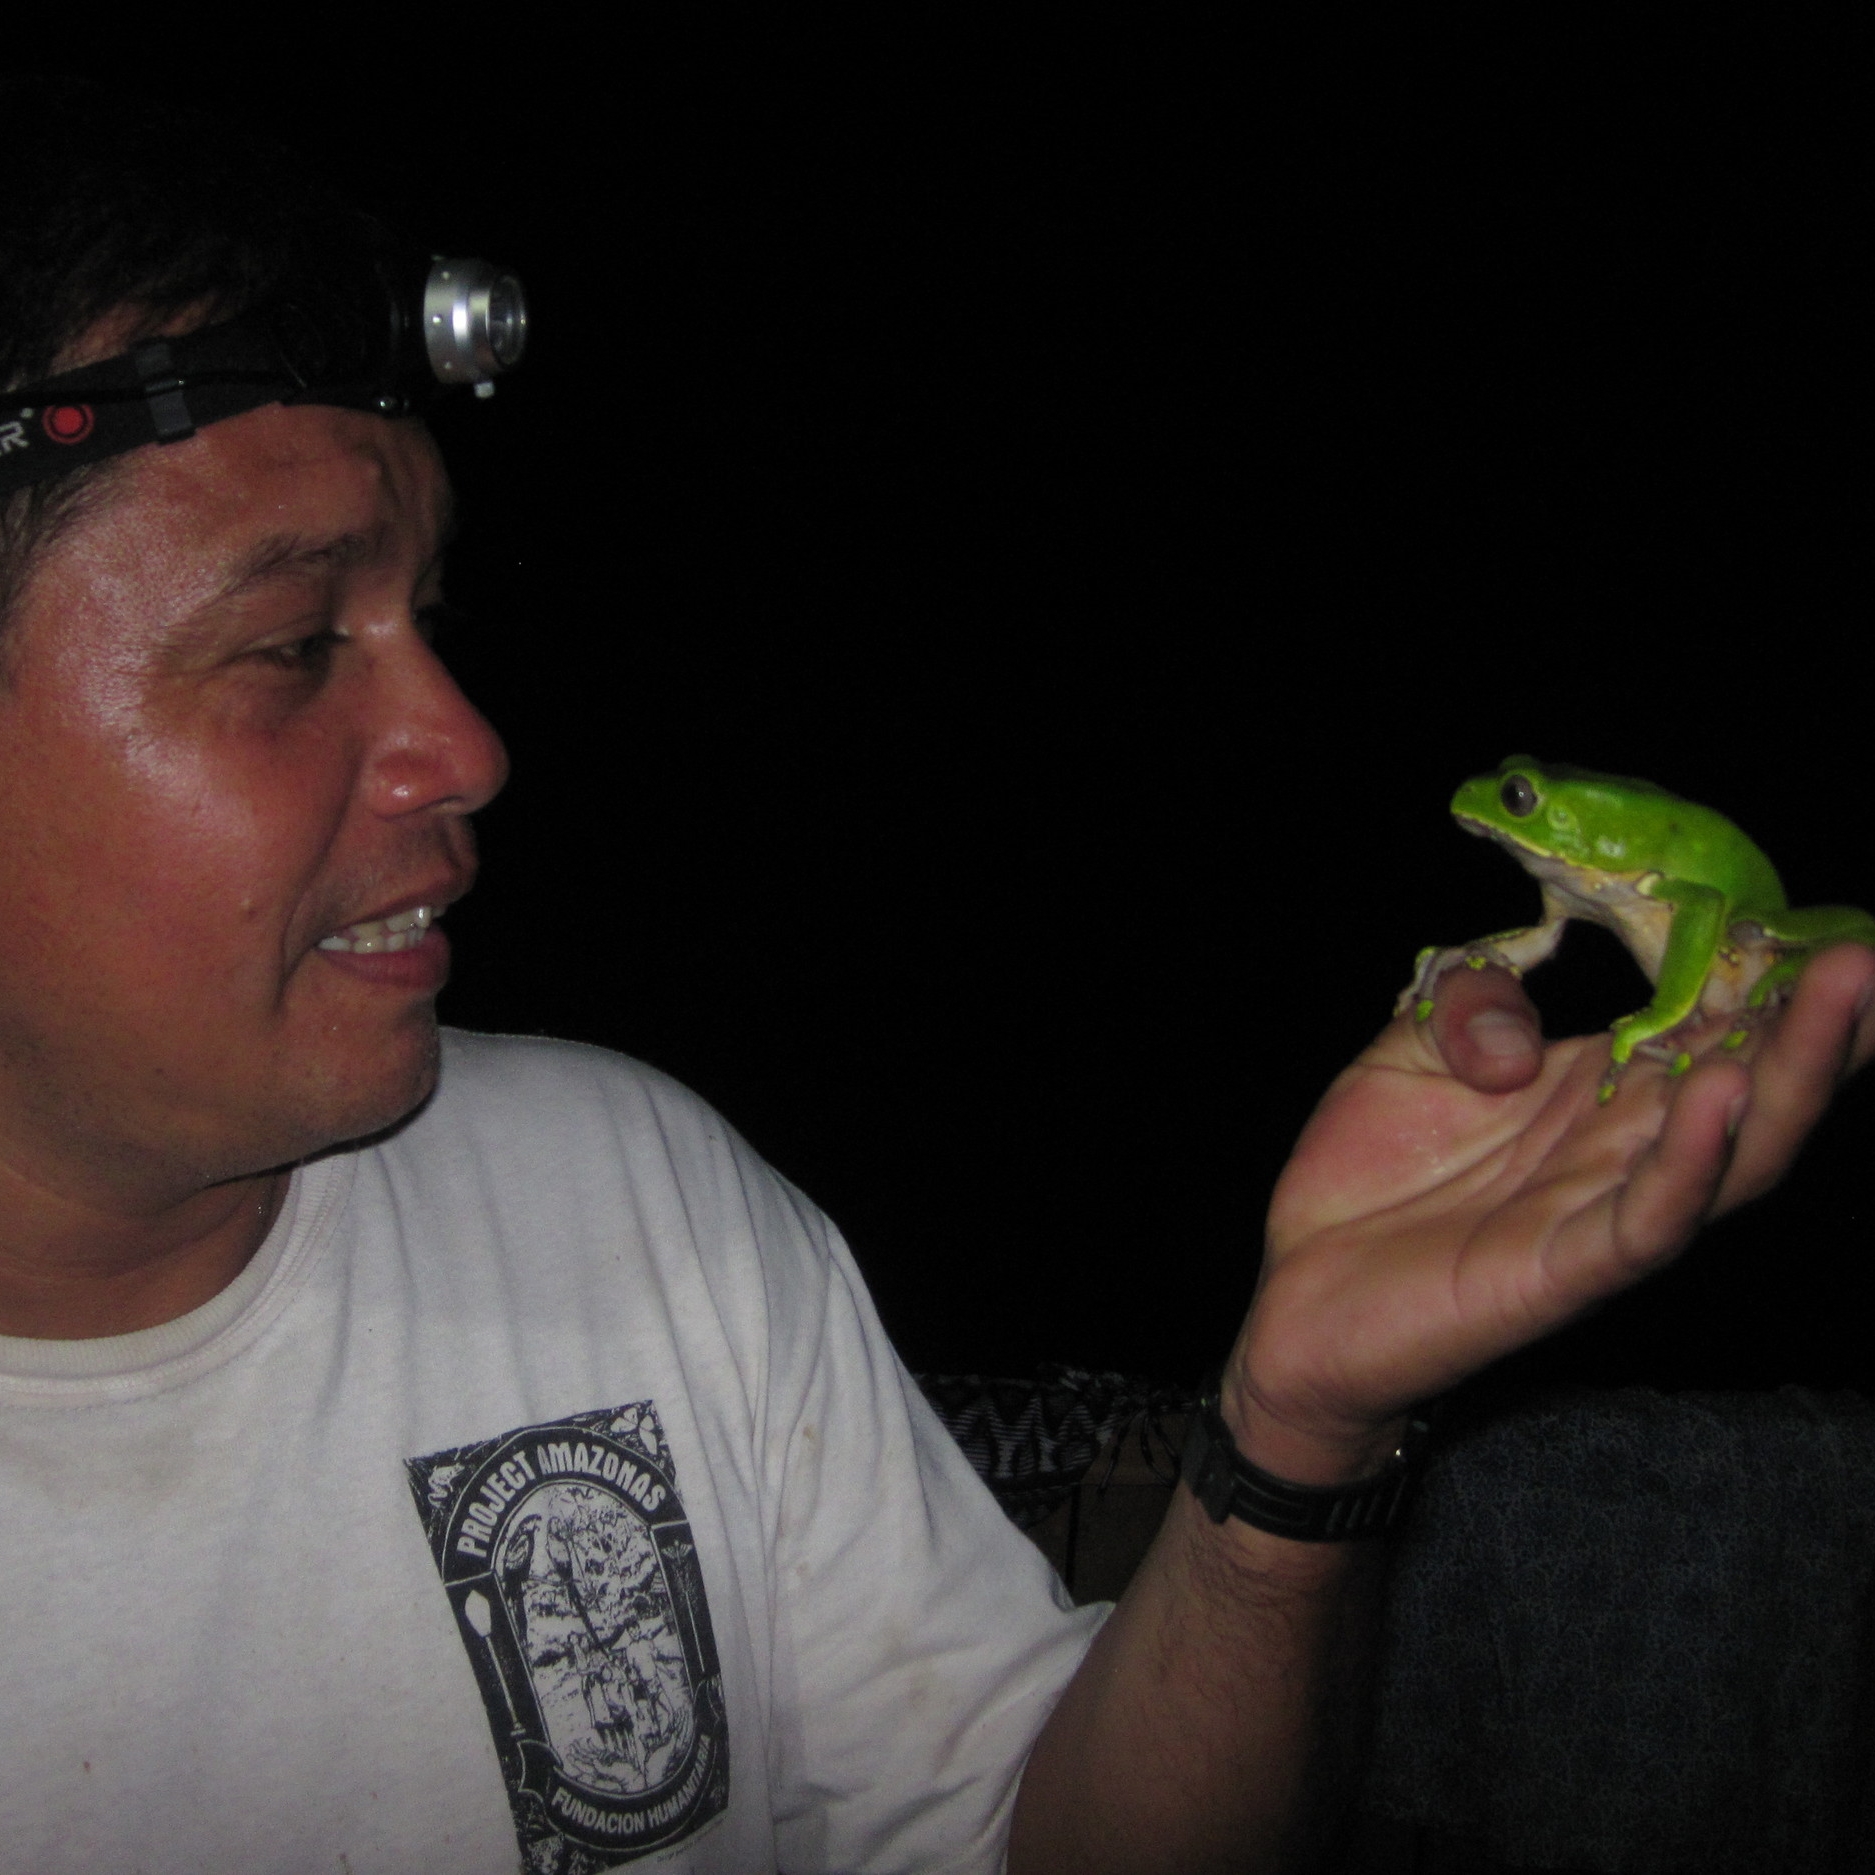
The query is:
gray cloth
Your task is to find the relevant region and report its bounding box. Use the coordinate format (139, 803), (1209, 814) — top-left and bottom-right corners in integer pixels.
(1362, 1387), (1875, 1874)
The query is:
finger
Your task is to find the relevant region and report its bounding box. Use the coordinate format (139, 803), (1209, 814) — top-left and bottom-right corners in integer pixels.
(1611, 1055), (1746, 1268)
(1829, 941), (1875, 1076)
(1719, 942), (1875, 1210)
(1423, 961), (1545, 1092)
(1547, 1054), (1745, 1306)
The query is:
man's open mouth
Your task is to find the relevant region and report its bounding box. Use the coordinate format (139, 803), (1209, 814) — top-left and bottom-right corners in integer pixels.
(317, 906), (437, 954)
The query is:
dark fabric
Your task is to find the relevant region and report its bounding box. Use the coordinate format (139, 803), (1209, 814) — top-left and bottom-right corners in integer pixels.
(1362, 1386), (1875, 1874)
(915, 1367), (1188, 1529)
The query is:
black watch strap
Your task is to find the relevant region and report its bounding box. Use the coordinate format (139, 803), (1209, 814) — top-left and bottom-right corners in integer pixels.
(1180, 1392), (1431, 1541)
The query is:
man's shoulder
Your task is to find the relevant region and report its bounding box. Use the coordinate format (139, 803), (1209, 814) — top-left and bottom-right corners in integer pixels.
(371, 1029), (830, 1292)
(435, 1026), (685, 1098)
(426, 1028), (730, 1149)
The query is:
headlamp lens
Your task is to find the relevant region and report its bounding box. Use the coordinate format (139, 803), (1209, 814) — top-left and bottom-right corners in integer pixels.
(485, 275), (527, 370)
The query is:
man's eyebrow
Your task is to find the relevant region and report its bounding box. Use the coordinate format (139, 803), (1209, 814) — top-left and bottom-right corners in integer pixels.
(212, 531), (377, 602)
(210, 497), (457, 605)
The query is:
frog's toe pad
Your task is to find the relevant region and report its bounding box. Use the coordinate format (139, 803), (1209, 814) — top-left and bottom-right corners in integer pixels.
(1667, 1051), (1692, 1077)
(1414, 997), (1435, 1024)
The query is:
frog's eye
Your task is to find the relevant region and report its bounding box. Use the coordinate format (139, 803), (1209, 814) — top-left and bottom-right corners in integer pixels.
(1500, 774), (1539, 818)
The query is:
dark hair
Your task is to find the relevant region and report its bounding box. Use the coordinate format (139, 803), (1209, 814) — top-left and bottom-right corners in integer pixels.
(0, 76), (377, 640)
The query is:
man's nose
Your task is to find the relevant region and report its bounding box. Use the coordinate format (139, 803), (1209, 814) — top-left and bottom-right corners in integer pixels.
(364, 634), (511, 820)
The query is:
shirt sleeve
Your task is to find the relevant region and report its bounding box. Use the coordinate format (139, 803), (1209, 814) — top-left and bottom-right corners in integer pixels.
(755, 1195), (1109, 1874)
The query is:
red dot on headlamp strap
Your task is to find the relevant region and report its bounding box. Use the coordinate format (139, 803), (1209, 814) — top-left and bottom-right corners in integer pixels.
(42, 404), (95, 444)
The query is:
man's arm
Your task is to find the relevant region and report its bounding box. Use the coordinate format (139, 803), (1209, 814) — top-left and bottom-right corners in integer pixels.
(1008, 944), (1875, 1873)
(1008, 1445), (1388, 1872)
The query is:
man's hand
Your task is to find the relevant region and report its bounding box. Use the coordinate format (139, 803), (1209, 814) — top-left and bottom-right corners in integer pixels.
(1226, 943), (1875, 1484)
(1012, 948), (1875, 1875)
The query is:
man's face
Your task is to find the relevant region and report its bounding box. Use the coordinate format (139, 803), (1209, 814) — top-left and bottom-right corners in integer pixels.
(0, 402), (509, 1203)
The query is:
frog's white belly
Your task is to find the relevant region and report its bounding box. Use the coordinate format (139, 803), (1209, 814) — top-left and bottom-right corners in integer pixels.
(1524, 853), (1675, 981)
(1524, 850), (1787, 1014)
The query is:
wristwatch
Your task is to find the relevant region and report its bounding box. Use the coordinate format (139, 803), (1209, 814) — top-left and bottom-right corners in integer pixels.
(1180, 1389), (1432, 1541)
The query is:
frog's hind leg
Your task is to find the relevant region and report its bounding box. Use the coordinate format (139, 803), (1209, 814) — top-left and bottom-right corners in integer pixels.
(1714, 955), (1809, 1056)
(1746, 907), (1875, 1008)
(1720, 905), (1875, 1048)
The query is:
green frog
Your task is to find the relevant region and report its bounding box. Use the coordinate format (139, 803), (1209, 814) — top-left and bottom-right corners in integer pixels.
(1401, 756), (1875, 1097)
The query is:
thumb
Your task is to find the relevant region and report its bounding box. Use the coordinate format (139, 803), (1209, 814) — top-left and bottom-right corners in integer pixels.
(1422, 963), (1545, 1091)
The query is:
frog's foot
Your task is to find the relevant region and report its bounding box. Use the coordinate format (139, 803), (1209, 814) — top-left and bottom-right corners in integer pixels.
(1714, 971), (1805, 1052)
(1396, 941), (1524, 1023)
(1623, 999), (1759, 1079)
(1633, 1034), (1693, 1066)
(1720, 1004), (1769, 1053)
(1600, 1016), (1681, 1102)
(1595, 1047), (1691, 1101)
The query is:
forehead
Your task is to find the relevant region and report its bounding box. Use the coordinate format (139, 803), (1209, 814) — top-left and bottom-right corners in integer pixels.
(20, 403), (452, 643)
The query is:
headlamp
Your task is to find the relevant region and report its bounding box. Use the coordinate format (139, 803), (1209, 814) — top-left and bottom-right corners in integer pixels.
(424, 259), (528, 392)
(0, 251), (527, 496)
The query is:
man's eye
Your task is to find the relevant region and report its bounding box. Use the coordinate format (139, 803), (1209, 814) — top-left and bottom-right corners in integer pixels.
(254, 628), (344, 672)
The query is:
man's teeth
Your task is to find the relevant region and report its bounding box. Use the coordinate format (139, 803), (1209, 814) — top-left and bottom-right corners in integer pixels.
(318, 906), (436, 954)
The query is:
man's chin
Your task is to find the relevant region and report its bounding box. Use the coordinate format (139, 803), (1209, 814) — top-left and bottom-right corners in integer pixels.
(299, 1080), (439, 1164)
(233, 1018), (443, 1177)
(326, 1023), (443, 1150)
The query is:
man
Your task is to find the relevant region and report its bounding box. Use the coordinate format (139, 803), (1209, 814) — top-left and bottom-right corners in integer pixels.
(3, 82), (1871, 1874)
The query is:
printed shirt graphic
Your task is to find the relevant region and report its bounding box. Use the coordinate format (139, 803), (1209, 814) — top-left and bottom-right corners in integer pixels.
(408, 1401), (729, 1872)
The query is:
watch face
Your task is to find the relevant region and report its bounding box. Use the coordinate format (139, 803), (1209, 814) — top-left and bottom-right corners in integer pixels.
(1181, 1398), (1426, 1541)
(1180, 1411), (1234, 1524)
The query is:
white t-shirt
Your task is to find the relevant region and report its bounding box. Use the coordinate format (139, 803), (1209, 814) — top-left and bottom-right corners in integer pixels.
(0, 1031), (1105, 1874)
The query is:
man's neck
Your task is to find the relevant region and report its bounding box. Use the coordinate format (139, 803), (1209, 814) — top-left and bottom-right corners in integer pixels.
(0, 1163), (289, 1340)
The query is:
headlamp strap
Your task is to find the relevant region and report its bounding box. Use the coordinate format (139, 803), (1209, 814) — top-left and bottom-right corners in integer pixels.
(129, 339), (196, 444)
(0, 249), (521, 500)
(0, 316), (366, 498)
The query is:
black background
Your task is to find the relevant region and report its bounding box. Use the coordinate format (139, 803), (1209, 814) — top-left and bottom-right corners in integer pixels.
(99, 21), (1873, 1390)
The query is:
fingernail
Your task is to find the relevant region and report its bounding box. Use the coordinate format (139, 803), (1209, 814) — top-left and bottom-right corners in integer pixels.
(1467, 1007), (1536, 1061)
